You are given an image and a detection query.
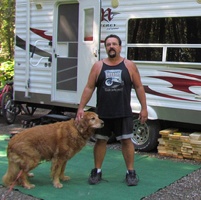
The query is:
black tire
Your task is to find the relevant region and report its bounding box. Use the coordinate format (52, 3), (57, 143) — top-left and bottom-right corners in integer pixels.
(1, 92), (12, 109)
(15, 104), (22, 115)
(131, 119), (160, 152)
(3, 99), (17, 124)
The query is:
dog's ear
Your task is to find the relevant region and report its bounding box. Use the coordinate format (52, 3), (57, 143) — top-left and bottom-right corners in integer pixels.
(74, 118), (88, 133)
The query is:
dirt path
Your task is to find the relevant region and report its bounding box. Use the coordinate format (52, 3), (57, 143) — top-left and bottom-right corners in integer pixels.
(0, 108), (50, 135)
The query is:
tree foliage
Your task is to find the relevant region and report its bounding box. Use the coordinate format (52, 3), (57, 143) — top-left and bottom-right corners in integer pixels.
(0, 0), (15, 60)
(0, 61), (14, 87)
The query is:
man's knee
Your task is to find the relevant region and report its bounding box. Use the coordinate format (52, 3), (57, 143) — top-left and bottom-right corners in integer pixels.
(121, 138), (134, 148)
(96, 139), (107, 145)
(121, 138), (132, 144)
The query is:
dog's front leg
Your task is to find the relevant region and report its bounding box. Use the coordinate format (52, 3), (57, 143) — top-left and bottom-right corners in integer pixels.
(60, 160), (70, 181)
(51, 158), (65, 188)
(20, 171), (35, 189)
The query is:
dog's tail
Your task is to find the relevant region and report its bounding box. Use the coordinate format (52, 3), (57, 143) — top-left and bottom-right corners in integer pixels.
(2, 155), (21, 187)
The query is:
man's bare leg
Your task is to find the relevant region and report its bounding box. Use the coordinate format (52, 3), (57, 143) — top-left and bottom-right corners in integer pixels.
(88, 139), (107, 184)
(121, 138), (138, 186)
(121, 138), (135, 170)
(94, 139), (107, 169)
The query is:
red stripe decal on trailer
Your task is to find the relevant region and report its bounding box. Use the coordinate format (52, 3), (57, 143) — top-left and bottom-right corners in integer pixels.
(30, 28), (52, 41)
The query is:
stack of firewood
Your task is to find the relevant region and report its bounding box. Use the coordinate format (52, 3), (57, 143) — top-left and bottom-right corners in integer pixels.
(157, 129), (201, 161)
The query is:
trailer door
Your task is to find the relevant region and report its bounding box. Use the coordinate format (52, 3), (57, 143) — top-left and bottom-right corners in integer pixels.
(52, 1), (100, 106)
(77, 0), (101, 106)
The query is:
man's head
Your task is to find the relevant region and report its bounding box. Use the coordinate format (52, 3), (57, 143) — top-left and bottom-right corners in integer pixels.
(104, 34), (122, 58)
(104, 34), (122, 47)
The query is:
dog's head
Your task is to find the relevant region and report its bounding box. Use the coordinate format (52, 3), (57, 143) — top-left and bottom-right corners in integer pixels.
(75, 112), (104, 134)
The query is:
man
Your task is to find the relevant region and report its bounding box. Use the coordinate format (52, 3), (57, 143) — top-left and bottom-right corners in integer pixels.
(76, 34), (148, 186)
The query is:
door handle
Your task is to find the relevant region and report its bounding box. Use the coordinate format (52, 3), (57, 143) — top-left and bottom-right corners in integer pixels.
(93, 49), (98, 57)
(55, 54), (59, 58)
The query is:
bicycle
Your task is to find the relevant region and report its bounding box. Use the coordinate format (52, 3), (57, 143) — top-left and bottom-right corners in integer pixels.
(0, 81), (20, 124)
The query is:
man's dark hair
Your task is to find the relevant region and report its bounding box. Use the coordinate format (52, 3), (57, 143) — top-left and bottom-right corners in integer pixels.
(104, 34), (122, 46)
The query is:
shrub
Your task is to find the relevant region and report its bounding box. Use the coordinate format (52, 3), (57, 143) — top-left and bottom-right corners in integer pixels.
(0, 60), (14, 87)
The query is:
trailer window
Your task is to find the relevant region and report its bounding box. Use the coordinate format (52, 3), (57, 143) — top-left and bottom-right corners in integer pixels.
(84, 8), (94, 41)
(128, 47), (162, 61)
(127, 17), (201, 62)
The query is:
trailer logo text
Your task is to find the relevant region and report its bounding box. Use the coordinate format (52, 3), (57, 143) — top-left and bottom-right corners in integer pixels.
(101, 8), (120, 30)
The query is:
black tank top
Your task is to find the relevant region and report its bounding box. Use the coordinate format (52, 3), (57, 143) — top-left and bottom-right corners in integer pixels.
(96, 60), (133, 118)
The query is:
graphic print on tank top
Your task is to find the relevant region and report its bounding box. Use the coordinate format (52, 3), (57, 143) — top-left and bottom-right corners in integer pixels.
(104, 69), (124, 91)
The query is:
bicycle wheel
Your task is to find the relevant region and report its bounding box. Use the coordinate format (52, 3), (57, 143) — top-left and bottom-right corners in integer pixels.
(1, 92), (12, 109)
(2, 93), (16, 124)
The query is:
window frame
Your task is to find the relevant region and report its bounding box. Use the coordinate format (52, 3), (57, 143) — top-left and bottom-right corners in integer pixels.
(126, 16), (201, 65)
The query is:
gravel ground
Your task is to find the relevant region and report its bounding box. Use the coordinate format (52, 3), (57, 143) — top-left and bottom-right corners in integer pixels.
(0, 109), (201, 200)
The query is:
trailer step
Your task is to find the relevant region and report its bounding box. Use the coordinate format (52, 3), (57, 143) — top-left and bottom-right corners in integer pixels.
(44, 114), (71, 121)
(22, 114), (73, 128)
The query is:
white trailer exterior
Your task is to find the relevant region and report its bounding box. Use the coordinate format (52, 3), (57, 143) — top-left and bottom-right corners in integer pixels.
(14, 0), (201, 151)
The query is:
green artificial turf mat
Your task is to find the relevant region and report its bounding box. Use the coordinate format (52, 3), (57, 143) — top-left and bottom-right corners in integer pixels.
(0, 135), (200, 200)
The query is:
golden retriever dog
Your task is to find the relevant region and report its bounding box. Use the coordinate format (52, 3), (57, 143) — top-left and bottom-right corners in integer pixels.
(2, 111), (104, 189)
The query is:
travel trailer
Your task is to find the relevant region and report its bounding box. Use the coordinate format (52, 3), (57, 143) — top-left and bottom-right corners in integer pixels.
(12, 0), (201, 151)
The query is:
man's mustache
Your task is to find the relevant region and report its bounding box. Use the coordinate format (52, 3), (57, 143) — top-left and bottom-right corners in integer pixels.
(109, 48), (116, 53)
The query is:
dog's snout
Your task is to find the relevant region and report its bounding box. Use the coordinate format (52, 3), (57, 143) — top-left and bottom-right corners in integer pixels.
(100, 120), (104, 127)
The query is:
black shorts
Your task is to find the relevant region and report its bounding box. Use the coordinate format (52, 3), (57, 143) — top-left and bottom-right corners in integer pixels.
(95, 117), (133, 141)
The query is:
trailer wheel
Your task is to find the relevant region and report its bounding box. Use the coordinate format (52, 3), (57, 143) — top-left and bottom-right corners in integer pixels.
(131, 119), (160, 152)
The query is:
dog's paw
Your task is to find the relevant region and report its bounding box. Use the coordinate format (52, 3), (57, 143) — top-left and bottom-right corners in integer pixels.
(53, 182), (63, 188)
(28, 172), (34, 177)
(61, 176), (70, 181)
(24, 183), (35, 189)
